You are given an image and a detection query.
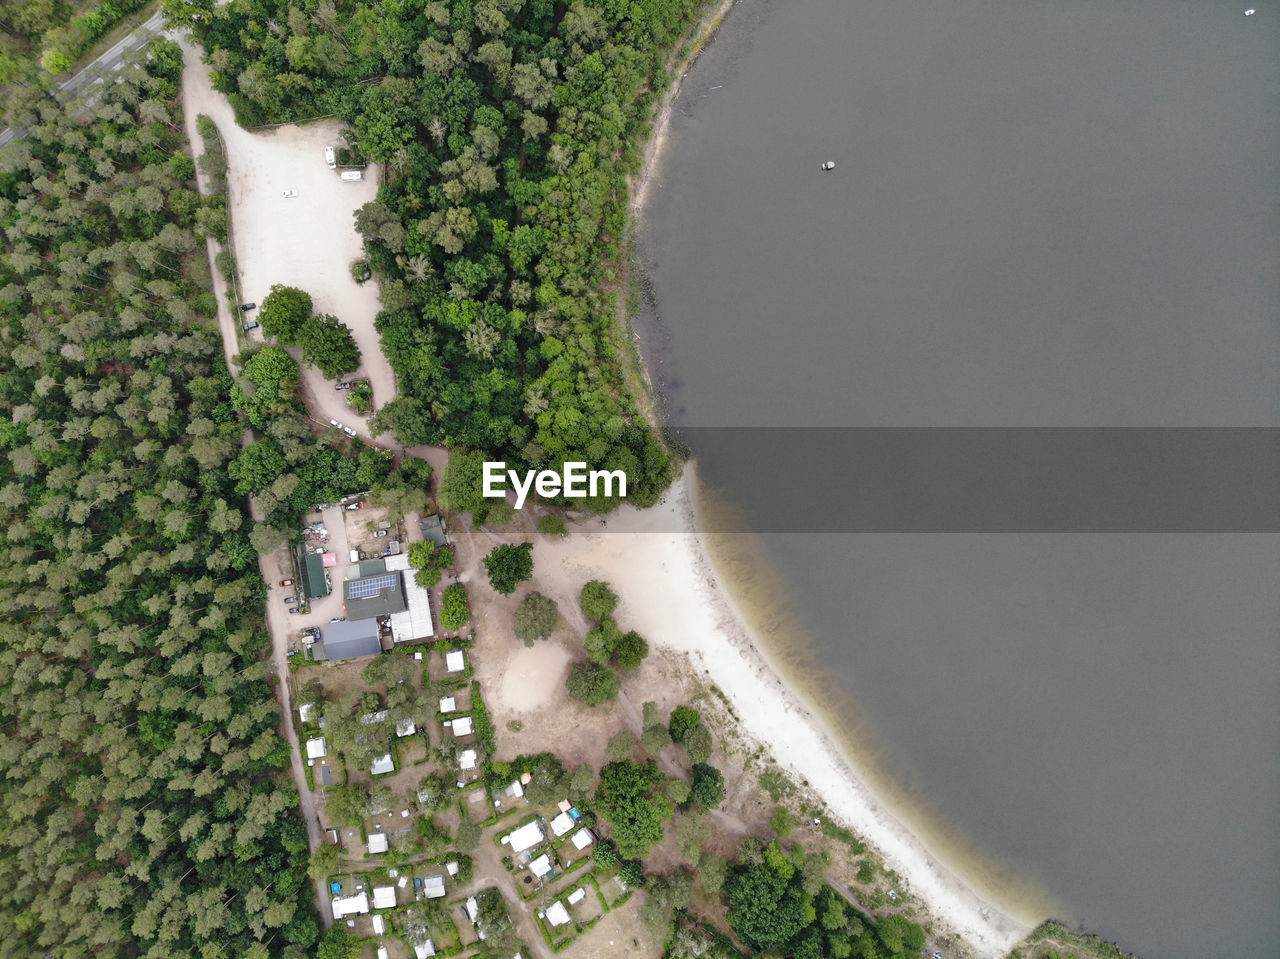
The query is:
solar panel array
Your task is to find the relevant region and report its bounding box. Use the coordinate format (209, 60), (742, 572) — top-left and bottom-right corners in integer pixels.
(346, 572), (399, 599)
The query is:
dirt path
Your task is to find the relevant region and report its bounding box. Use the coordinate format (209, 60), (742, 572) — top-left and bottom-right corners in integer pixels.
(181, 43), (333, 926)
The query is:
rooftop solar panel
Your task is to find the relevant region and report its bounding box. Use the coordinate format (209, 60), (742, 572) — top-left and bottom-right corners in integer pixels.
(347, 573), (399, 599)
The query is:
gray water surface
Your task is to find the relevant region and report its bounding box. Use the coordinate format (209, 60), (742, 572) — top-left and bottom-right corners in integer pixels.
(640, 1), (1280, 956)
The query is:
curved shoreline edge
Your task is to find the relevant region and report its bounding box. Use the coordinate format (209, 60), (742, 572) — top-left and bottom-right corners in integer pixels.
(616, 0), (1043, 952)
(541, 469), (1040, 957)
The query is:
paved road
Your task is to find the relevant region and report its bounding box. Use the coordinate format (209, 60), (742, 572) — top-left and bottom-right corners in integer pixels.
(0, 8), (167, 149)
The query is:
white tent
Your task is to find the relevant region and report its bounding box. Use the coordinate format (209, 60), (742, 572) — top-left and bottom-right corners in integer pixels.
(439, 696), (457, 713)
(371, 753), (395, 775)
(372, 885), (396, 909)
(528, 853), (553, 879)
(544, 901), (571, 927)
(504, 820), (545, 853)
(451, 716), (474, 737)
(367, 832), (388, 854)
(458, 749), (478, 770)
(549, 812), (574, 836)
(305, 737), (327, 759)
(331, 892), (368, 918)
(567, 887), (586, 905)
(445, 650), (465, 672)
(570, 828), (595, 850)
(396, 717), (417, 737)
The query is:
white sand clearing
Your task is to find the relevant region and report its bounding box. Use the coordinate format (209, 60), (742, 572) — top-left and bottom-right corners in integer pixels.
(180, 45), (397, 440)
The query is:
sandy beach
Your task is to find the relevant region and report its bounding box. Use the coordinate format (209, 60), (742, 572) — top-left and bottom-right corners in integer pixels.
(532, 468), (1038, 957)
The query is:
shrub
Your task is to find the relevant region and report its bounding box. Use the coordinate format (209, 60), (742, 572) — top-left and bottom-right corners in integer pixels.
(537, 512), (565, 536)
(351, 259), (372, 283)
(440, 584), (469, 631)
(593, 840), (618, 868)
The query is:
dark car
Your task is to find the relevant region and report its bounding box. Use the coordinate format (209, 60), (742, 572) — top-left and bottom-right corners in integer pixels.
(240, 302), (256, 312)
(329, 616), (345, 623)
(283, 596), (297, 604)
(242, 319), (260, 332)
(288, 607), (301, 614)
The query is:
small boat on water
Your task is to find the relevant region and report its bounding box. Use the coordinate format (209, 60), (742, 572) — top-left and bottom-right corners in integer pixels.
(820, 161), (835, 171)
(1245, 7), (1256, 14)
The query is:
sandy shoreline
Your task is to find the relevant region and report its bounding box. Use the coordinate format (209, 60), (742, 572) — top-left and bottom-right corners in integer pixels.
(537, 469), (1037, 955)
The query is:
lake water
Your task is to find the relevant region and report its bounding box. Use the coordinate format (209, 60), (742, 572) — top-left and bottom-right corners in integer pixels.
(638, 1), (1280, 956)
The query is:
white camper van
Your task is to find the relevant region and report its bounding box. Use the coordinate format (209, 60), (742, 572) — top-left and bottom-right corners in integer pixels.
(340, 170), (363, 181)
(324, 146), (336, 168)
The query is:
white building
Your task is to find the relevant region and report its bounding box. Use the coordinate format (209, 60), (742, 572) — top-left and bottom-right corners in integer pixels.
(376, 946), (389, 959)
(421, 874), (446, 899)
(458, 749), (478, 770)
(528, 853), (553, 879)
(450, 716), (474, 737)
(445, 649), (465, 672)
(372, 885), (397, 909)
(331, 892), (369, 918)
(371, 753), (395, 775)
(396, 717), (417, 738)
(305, 737), (327, 759)
(439, 696), (457, 713)
(413, 941), (437, 959)
(367, 832), (388, 854)
(504, 820), (545, 853)
(549, 812), (574, 836)
(371, 915), (386, 935)
(570, 828), (595, 850)
(544, 901), (571, 927)
(386, 553), (435, 642)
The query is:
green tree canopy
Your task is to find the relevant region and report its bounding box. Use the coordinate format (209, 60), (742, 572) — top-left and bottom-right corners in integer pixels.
(513, 590), (559, 643)
(565, 661), (618, 706)
(482, 542), (533, 594)
(580, 579), (619, 620)
(594, 759), (674, 860)
(259, 283), (314, 342)
(300, 313), (361, 379)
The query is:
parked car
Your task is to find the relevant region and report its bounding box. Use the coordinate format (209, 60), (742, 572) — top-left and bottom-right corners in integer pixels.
(373, 529), (388, 538)
(286, 649), (299, 657)
(329, 418), (341, 428)
(242, 320), (260, 332)
(339, 170), (363, 181)
(279, 578), (293, 587)
(240, 302), (256, 312)
(324, 146), (336, 169)
(343, 427), (358, 437)
(329, 617), (345, 623)
(282, 189), (299, 198)
(345, 502), (363, 511)
(283, 596), (297, 605)
(288, 607), (301, 614)
(335, 381), (351, 390)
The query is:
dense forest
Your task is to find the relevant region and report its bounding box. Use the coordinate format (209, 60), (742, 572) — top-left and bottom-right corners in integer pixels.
(0, 0), (152, 91)
(171, 0), (706, 508)
(0, 44), (321, 957)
